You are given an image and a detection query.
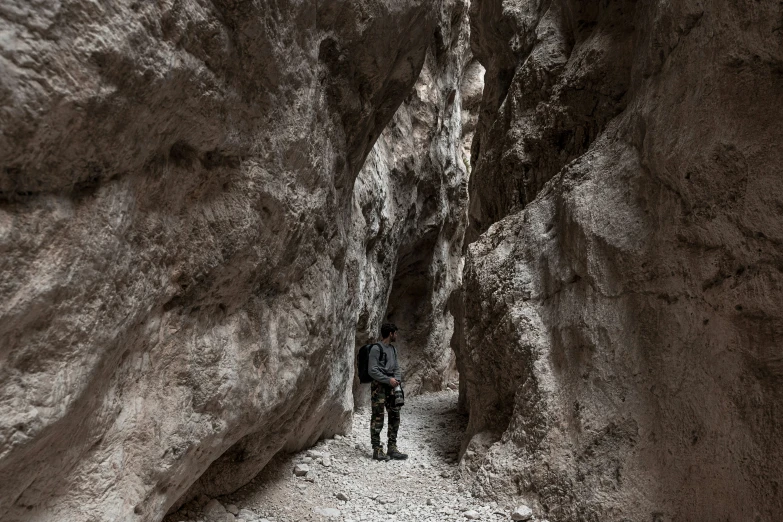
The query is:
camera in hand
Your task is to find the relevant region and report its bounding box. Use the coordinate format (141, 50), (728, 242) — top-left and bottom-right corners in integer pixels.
(393, 384), (405, 406)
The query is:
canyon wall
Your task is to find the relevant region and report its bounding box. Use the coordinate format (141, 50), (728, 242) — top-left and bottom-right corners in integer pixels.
(5, 0), (782, 520)
(351, 2), (477, 398)
(458, 1), (783, 521)
(0, 1), (469, 520)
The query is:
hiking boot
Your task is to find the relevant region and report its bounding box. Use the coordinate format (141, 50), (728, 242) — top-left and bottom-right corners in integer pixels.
(387, 446), (408, 460)
(372, 447), (391, 461)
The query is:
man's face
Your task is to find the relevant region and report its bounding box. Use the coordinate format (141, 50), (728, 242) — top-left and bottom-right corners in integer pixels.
(390, 331), (398, 342)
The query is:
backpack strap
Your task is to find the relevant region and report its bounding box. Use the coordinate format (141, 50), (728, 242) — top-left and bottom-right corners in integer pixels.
(369, 343), (387, 368)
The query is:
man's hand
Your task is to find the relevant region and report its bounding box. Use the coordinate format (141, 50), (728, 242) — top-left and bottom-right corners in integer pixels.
(389, 378), (399, 387)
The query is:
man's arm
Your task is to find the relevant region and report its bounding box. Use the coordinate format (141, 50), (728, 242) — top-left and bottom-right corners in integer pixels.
(391, 346), (402, 382)
(368, 344), (392, 385)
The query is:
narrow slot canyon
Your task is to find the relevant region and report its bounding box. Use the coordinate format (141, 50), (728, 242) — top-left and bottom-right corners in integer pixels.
(1, 1), (782, 522)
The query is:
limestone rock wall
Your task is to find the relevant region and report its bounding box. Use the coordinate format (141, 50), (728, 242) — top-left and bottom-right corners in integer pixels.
(351, 0), (476, 397)
(459, 1), (783, 521)
(0, 1), (467, 520)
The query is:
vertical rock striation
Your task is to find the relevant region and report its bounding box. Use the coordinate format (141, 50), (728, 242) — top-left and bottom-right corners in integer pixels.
(350, 0), (476, 397)
(0, 1), (467, 520)
(459, 1), (783, 521)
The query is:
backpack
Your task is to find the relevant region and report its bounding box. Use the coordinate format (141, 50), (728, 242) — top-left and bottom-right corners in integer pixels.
(357, 343), (384, 383)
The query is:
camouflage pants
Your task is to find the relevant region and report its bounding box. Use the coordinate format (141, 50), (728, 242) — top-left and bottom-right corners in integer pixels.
(370, 380), (401, 449)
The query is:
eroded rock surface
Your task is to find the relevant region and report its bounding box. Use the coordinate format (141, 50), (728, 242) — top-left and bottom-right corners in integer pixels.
(0, 1), (468, 520)
(351, 0), (476, 397)
(459, 1), (783, 521)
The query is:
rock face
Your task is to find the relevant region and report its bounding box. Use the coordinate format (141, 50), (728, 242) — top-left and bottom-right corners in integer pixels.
(459, 1), (783, 521)
(0, 1), (469, 521)
(351, 0), (475, 397)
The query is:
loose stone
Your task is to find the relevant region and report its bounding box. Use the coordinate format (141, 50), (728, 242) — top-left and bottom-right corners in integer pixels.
(237, 509), (256, 520)
(511, 505), (534, 521)
(314, 507), (341, 518)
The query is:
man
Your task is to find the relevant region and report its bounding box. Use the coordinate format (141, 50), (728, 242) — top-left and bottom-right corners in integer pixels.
(368, 323), (408, 461)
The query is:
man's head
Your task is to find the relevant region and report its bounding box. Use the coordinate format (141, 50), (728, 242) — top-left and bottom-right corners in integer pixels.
(381, 323), (398, 342)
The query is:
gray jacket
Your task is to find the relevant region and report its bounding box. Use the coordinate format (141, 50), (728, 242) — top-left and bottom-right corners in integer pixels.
(368, 342), (401, 385)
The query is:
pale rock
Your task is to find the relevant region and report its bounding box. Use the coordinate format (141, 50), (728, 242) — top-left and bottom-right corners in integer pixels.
(314, 507), (341, 518)
(237, 509), (257, 521)
(510, 506), (533, 521)
(464, 510), (480, 520)
(203, 499), (227, 518)
(0, 1), (464, 521)
(203, 509), (235, 522)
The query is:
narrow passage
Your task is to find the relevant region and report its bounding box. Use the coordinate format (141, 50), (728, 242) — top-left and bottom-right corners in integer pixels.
(166, 390), (516, 522)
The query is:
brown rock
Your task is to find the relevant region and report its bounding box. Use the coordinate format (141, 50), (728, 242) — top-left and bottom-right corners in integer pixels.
(459, 0), (783, 520)
(0, 1), (463, 521)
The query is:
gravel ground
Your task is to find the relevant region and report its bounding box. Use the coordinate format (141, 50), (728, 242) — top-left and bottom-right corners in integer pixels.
(166, 390), (536, 522)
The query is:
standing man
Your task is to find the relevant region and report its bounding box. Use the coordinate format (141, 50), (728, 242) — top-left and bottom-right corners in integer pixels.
(368, 323), (408, 461)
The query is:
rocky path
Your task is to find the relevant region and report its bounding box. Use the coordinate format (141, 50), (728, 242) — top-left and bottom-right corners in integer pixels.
(166, 390), (536, 522)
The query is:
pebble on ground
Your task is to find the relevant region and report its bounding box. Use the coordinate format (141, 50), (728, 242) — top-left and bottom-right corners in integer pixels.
(165, 390), (540, 522)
